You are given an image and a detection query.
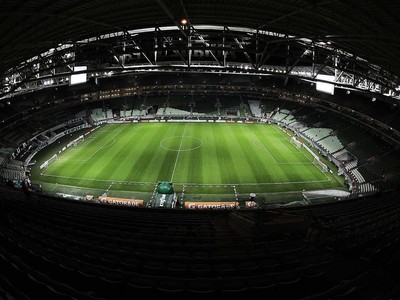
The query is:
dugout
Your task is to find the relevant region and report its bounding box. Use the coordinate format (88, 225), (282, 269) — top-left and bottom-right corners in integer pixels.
(151, 181), (178, 209)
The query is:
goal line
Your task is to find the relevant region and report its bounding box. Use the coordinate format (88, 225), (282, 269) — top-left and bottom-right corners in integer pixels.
(313, 157), (329, 173)
(67, 135), (85, 147)
(290, 136), (303, 149)
(40, 154), (58, 169)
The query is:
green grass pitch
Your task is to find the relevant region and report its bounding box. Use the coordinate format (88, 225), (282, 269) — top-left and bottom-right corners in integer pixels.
(32, 122), (345, 200)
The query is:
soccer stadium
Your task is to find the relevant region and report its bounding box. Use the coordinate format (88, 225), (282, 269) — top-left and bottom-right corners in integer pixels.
(0, 1), (399, 299)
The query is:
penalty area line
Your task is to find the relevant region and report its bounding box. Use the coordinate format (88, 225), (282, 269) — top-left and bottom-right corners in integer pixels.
(79, 131), (122, 162)
(272, 125), (331, 180)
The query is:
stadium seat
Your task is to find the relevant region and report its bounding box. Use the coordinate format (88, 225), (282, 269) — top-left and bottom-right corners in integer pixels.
(165, 261), (189, 277)
(247, 275), (278, 296)
(187, 280), (216, 295)
(124, 277), (156, 298)
(190, 262), (212, 277)
(156, 279), (186, 294)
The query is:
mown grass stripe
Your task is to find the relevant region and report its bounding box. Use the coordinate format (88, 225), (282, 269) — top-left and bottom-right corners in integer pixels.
(33, 122), (344, 194)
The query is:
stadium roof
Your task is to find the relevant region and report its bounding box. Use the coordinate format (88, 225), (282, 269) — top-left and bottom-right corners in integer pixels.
(1, 0), (400, 98)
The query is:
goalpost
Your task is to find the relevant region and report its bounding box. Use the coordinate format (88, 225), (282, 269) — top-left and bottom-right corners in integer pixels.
(290, 136), (302, 149)
(40, 154), (58, 169)
(300, 142), (329, 173)
(313, 157), (329, 173)
(68, 135), (84, 147)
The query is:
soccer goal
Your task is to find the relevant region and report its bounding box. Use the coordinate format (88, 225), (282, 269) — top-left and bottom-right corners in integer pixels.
(313, 157), (328, 173)
(290, 136), (302, 149)
(71, 135), (84, 147)
(40, 154), (58, 169)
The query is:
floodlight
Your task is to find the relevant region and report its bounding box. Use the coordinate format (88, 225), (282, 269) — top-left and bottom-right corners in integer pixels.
(70, 66), (87, 85)
(315, 74), (335, 95)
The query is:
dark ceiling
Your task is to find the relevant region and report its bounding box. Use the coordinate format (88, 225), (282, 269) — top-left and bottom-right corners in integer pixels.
(1, 0), (400, 78)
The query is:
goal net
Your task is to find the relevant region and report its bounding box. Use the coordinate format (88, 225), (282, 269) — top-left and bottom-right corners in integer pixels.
(313, 157), (328, 173)
(69, 135), (84, 147)
(290, 136), (302, 149)
(40, 154), (58, 169)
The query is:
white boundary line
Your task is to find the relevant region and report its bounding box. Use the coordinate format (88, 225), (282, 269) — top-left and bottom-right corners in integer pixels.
(252, 139), (313, 165)
(276, 137), (293, 152)
(170, 123), (187, 181)
(39, 123), (333, 189)
(160, 135), (203, 152)
(105, 182), (114, 194)
(233, 185), (239, 200)
(39, 172), (330, 185)
(41, 129), (122, 174)
(75, 130), (122, 162)
(70, 136), (97, 151)
(271, 125), (302, 152)
(253, 131), (278, 163)
(44, 182), (323, 196)
(272, 125), (331, 180)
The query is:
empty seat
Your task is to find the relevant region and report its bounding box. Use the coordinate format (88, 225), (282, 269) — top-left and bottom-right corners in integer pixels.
(187, 280), (216, 295)
(156, 279), (186, 294)
(218, 279), (248, 294)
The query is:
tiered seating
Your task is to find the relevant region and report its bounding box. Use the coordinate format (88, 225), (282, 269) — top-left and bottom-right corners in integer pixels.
(333, 149), (349, 160)
(247, 100), (262, 117)
(0, 186), (399, 299)
(51, 108), (73, 124)
(350, 168), (365, 183)
(75, 110), (87, 118)
(318, 135), (344, 154)
(302, 128), (332, 142)
(280, 114), (295, 125)
(0, 147), (14, 158)
(90, 108), (106, 122)
(336, 125), (370, 146)
(0, 129), (24, 147)
(357, 183), (378, 195)
(131, 109), (142, 116)
(1, 168), (25, 181)
(344, 160), (357, 171)
(119, 109), (132, 118)
(105, 109), (113, 119)
(299, 111), (325, 127)
(1, 161), (25, 181)
(347, 137), (385, 163)
(289, 121), (307, 131)
(155, 107), (166, 116)
(271, 111), (289, 121)
(163, 107), (192, 116)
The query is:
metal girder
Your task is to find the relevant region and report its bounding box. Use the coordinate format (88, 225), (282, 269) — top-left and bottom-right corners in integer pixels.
(1, 25), (399, 101)
(190, 26), (223, 66)
(123, 30), (154, 66)
(156, 0), (188, 38)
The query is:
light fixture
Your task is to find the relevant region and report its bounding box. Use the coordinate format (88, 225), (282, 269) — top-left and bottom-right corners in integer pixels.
(180, 18), (188, 25)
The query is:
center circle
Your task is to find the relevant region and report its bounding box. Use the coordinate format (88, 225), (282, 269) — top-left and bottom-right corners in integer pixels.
(160, 136), (203, 151)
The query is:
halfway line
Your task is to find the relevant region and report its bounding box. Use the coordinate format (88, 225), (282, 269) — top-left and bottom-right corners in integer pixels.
(170, 124), (187, 181)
